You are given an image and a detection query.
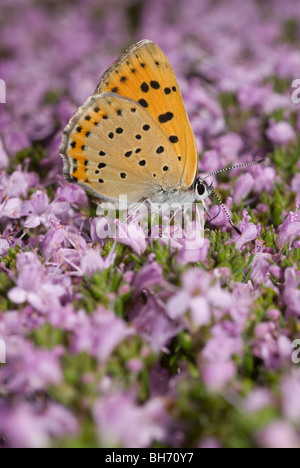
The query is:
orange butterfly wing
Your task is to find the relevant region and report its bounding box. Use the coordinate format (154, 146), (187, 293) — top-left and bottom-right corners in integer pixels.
(95, 40), (198, 189)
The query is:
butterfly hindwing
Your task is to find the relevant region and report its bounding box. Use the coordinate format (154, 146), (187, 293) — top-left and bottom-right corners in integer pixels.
(95, 40), (198, 189)
(60, 93), (182, 202)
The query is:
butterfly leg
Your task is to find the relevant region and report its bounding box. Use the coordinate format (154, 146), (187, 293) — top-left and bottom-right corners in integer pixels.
(169, 207), (180, 224)
(202, 200), (211, 220)
(123, 200), (146, 223)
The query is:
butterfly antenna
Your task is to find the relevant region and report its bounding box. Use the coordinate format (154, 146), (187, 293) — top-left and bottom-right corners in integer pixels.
(204, 159), (265, 180)
(210, 188), (242, 235)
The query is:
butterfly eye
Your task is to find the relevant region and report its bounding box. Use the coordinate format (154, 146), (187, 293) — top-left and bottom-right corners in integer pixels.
(197, 182), (205, 196)
(195, 180), (210, 202)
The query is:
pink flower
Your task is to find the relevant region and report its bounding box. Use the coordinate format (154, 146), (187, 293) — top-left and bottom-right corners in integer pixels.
(232, 173), (254, 204)
(93, 392), (170, 448)
(167, 269), (212, 329)
(80, 249), (105, 276)
(266, 121), (296, 145)
(202, 361), (236, 392)
(198, 437), (222, 449)
(0, 197), (23, 219)
(80, 247), (116, 277)
(238, 84), (270, 110)
(251, 166), (276, 194)
(71, 307), (133, 362)
(0, 238), (10, 256)
(227, 283), (254, 330)
(291, 173), (300, 195)
(211, 133), (243, 165)
(132, 260), (163, 298)
(48, 304), (79, 331)
(22, 190), (50, 228)
(269, 266), (283, 281)
(0, 402), (78, 448)
(0, 337), (63, 393)
(207, 320), (243, 351)
(234, 210), (261, 249)
(277, 210), (300, 249)
(185, 80), (225, 138)
(267, 308), (281, 320)
(243, 388), (274, 413)
(250, 252), (272, 286)
(54, 183), (88, 207)
(149, 365), (170, 398)
(258, 421), (300, 449)
(200, 150), (221, 173)
(132, 296), (183, 352)
(276, 50), (300, 78)
(263, 92), (291, 115)
(253, 322), (292, 370)
(282, 268), (300, 316)
(281, 369), (300, 423)
(126, 358), (143, 372)
(8, 252), (66, 313)
(3, 129), (30, 156)
(208, 202), (230, 230)
(0, 168), (38, 198)
(177, 235), (210, 266)
(40, 222), (88, 262)
(116, 220), (147, 255)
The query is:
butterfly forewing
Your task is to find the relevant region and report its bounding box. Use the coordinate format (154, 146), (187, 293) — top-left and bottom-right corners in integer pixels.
(95, 40), (198, 189)
(61, 93), (182, 202)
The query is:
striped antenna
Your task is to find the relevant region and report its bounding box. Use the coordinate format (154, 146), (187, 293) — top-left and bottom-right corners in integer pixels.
(204, 159), (266, 234)
(204, 159), (265, 180)
(210, 189), (241, 235)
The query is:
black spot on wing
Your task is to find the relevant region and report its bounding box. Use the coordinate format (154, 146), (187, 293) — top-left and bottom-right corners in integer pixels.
(150, 81), (160, 89)
(138, 99), (148, 108)
(169, 135), (178, 143)
(156, 146), (164, 154)
(141, 82), (149, 92)
(158, 112), (174, 123)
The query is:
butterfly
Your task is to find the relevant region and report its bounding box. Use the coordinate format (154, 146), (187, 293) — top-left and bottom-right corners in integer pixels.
(60, 40), (263, 233)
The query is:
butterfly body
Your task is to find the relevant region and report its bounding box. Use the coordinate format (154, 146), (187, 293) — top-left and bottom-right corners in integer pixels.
(60, 40), (200, 206)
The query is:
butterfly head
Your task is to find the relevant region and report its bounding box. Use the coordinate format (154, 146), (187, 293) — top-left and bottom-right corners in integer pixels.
(191, 159), (266, 235)
(194, 178), (213, 202)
